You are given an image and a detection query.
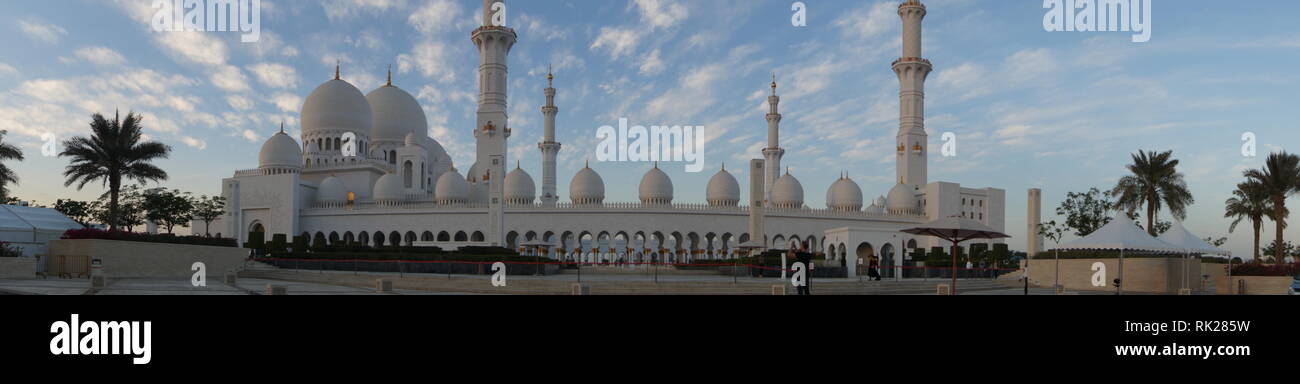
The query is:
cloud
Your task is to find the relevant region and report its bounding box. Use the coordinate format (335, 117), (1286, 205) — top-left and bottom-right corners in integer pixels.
(322, 0), (409, 21)
(590, 27), (642, 60)
(227, 95), (255, 111)
(633, 0), (689, 29)
(639, 49), (665, 76)
(73, 46), (128, 67)
(247, 63), (300, 89)
(0, 63), (17, 77)
(209, 65), (251, 93)
(408, 0), (461, 34)
(832, 1), (896, 40)
(397, 40), (456, 83)
(269, 93), (303, 113)
(180, 136), (207, 150)
(17, 18), (67, 44)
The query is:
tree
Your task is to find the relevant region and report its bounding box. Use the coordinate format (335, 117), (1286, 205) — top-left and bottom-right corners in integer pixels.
(1203, 237), (1228, 248)
(59, 112), (171, 232)
(1260, 241), (1297, 263)
(1038, 220), (1068, 289)
(1243, 152), (1300, 264)
(0, 130), (24, 202)
(1224, 181), (1282, 261)
(192, 195), (227, 237)
(97, 184), (146, 232)
(1111, 150), (1195, 237)
(1055, 188), (1116, 237)
(53, 199), (93, 228)
(142, 188), (194, 234)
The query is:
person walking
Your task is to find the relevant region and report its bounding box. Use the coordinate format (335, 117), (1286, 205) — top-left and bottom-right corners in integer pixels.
(795, 249), (813, 295)
(867, 255), (881, 281)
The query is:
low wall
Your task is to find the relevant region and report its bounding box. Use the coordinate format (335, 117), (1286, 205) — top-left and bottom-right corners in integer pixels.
(1028, 257), (1204, 294)
(1229, 276), (1294, 296)
(47, 239), (246, 279)
(0, 257), (39, 279)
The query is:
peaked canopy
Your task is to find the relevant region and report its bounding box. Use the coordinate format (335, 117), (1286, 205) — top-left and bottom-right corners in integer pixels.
(1157, 220), (1231, 256)
(1057, 215), (1180, 253)
(900, 216), (1011, 242)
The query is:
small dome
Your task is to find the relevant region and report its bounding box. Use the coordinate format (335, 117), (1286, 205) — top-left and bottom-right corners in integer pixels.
(373, 173), (405, 204)
(435, 168), (470, 204)
(569, 163), (605, 205)
(887, 183), (919, 212)
(706, 166), (740, 207)
(404, 132), (419, 147)
(826, 175), (863, 211)
(317, 176), (347, 204)
(771, 171), (804, 209)
(302, 79), (372, 138)
(639, 164), (674, 205)
(258, 131), (303, 170)
(866, 196), (887, 214)
(366, 84), (426, 143)
(505, 163), (535, 205)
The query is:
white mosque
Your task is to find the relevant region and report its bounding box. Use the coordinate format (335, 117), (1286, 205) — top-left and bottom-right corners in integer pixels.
(204, 0), (1005, 274)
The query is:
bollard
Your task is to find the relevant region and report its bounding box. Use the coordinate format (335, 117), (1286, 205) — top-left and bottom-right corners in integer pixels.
(1054, 284), (1065, 295)
(266, 284), (288, 296)
(89, 259), (106, 291)
(570, 283), (590, 296)
(376, 279), (393, 293)
(936, 284), (951, 296)
(771, 285), (786, 296)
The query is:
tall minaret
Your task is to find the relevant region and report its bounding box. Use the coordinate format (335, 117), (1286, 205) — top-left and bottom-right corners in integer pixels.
(761, 75), (784, 206)
(472, 0), (514, 183)
(894, 0), (931, 190)
(538, 68), (561, 207)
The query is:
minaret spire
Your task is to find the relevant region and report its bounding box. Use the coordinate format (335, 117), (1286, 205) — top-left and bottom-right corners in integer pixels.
(386, 64), (392, 86)
(894, 0), (931, 190)
(539, 65), (562, 207)
(762, 74), (785, 207)
(334, 60), (340, 80)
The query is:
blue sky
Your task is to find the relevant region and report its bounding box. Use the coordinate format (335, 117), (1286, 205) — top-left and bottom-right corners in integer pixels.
(0, 0), (1297, 258)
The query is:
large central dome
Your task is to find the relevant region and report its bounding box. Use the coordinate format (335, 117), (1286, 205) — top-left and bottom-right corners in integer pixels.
(367, 84), (427, 143)
(301, 78), (372, 137)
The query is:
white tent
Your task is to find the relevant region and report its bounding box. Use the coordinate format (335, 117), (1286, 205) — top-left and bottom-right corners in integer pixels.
(1057, 215), (1180, 294)
(1158, 220), (1231, 292)
(0, 204), (83, 258)
(1157, 220), (1231, 256)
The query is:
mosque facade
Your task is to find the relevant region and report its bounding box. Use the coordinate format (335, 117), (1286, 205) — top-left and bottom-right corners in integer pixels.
(202, 0), (1005, 271)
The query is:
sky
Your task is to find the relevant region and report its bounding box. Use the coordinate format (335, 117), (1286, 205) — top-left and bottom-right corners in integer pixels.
(0, 0), (1297, 258)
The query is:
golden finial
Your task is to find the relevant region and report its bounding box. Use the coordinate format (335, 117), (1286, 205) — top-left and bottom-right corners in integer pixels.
(721, 163), (726, 172)
(516, 160), (521, 169)
(547, 63), (554, 84)
(584, 159), (590, 168)
(771, 73), (777, 94)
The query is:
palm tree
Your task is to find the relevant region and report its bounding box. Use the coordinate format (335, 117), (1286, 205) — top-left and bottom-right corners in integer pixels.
(0, 130), (25, 201)
(1111, 150), (1195, 236)
(1244, 152), (1300, 263)
(59, 112), (171, 231)
(1225, 181), (1284, 261)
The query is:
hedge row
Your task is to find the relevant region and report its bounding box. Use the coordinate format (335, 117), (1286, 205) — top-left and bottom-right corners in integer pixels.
(1230, 263), (1300, 277)
(62, 228), (238, 248)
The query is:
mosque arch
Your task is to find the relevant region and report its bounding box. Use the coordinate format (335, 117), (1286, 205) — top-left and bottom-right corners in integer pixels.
(471, 231), (485, 242)
(454, 231), (468, 242)
(438, 231), (451, 242)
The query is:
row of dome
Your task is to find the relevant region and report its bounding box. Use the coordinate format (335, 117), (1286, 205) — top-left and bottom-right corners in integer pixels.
(318, 161), (920, 213)
(259, 72), (452, 171)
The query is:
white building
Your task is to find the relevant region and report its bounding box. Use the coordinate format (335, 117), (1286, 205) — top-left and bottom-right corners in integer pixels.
(201, 0), (1004, 272)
